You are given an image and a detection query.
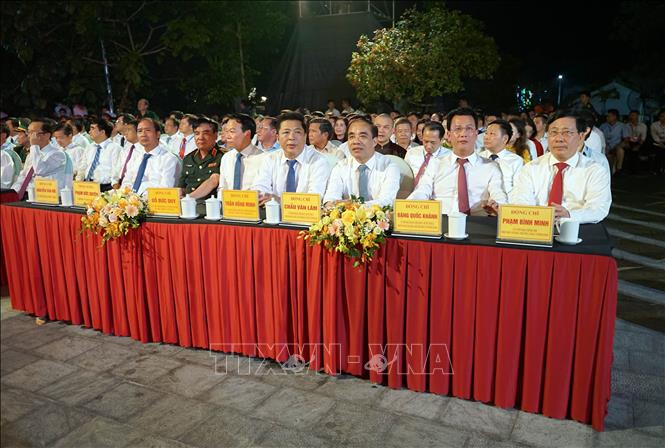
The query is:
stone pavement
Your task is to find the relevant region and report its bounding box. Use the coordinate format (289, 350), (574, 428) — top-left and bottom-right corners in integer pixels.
(1, 297), (663, 448)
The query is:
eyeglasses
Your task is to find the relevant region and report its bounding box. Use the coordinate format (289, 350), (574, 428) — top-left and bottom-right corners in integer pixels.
(450, 126), (476, 135)
(548, 129), (580, 138)
(27, 131), (46, 136)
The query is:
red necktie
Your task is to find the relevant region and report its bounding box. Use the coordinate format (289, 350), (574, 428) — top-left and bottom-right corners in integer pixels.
(118, 144), (135, 184)
(456, 158), (470, 214)
(179, 137), (187, 159)
(17, 167), (35, 199)
(414, 152), (432, 187)
(548, 162), (568, 205)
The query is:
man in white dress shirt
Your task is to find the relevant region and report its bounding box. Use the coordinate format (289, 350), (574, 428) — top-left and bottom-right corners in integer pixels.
(67, 118), (93, 148)
(323, 116), (400, 207)
(478, 119), (524, 194)
(160, 116), (181, 148)
(169, 114), (197, 159)
(252, 111), (332, 205)
(121, 118), (180, 196)
(12, 118), (68, 198)
(408, 108), (507, 216)
(308, 118), (345, 160)
(53, 123), (85, 187)
(1, 149), (14, 188)
(189, 113), (263, 198)
(112, 116), (143, 188)
(405, 121), (450, 186)
(76, 118), (122, 191)
(256, 116), (281, 153)
(510, 110), (611, 223)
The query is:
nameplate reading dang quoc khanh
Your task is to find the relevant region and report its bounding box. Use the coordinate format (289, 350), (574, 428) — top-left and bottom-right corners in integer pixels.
(392, 199), (442, 238)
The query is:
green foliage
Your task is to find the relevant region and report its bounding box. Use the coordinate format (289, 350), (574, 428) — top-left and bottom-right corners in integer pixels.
(1, 1), (293, 114)
(347, 5), (500, 106)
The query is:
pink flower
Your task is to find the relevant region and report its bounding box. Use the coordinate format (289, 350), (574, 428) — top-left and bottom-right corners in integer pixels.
(125, 205), (139, 218)
(377, 220), (389, 231)
(108, 213), (118, 223)
(328, 221), (341, 236)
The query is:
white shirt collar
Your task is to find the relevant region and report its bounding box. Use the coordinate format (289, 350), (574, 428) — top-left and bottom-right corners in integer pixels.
(351, 152), (378, 172)
(548, 151), (579, 167)
(453, 151), (479, 165)
(280, 146), (308, 166)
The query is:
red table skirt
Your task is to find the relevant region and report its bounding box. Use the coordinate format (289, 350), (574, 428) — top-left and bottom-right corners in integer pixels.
(0, 192), (19, 287)
(0, 205), (617, 431)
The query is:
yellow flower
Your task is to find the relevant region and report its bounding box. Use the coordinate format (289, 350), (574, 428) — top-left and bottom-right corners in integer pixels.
(341, 210), (355, 226)
(355, 207), (367, 222)
(330, 209), (340, 220)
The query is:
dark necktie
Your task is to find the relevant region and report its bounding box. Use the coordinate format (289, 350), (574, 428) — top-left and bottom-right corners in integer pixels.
(490, 154), (499, 161)
(17, 166), (35, 199)
(414, 153), (432, 186)
(358, 164), (369, 199)
(457, 158), (470, 214)
(548, 162), (568, 205)
(285, 159), (297, 192)
(132, 153), (152, 192)
(233, 152), (243, 190)
(86, 144), (102, 181)
(119, 144), (135, 185)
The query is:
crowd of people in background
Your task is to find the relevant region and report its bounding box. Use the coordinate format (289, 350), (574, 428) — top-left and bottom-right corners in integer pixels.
(1, 95), (663, 224)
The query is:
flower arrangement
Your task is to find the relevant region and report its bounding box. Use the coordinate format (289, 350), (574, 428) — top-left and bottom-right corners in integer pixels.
(300, 199), (392, 266)
(81, 186), (148, 243)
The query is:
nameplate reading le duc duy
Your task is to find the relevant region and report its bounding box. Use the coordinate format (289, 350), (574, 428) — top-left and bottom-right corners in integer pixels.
(222, 190), (260, 221)
(147, 188), (181, 216)
(34, 177), (59, 204)
(496, 204), (554, 247)
(393, 199), (442, 238)
(281, 193), (321, 226)
(72, 181), (101, 207)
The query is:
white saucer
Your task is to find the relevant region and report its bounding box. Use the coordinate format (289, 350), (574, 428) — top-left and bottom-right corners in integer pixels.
(263, 220), (280, 225)
(26, 199), (34, 203)
(204, 216), (221, 221)
(179, 214), (199, 220)
(555, 236), (582, 245)
(444, 233), (468, 240)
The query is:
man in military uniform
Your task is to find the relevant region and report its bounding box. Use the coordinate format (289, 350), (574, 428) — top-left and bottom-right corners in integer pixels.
(177, 116), (223, 198)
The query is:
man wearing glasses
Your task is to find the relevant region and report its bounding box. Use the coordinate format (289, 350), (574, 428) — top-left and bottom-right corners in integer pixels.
(510, 110), (611, 223)
(408, 107), (507, 216)
(11, 118), (68, 199)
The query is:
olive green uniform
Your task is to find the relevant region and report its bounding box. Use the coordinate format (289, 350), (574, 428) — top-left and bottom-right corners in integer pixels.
(178, 146), (223, 198)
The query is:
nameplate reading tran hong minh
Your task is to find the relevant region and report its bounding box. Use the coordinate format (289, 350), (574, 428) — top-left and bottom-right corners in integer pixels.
(33, 178), (59, 205)
(222, 190), (260, 222)
(72, 181), (101, 207)
(147, 188), (181, 217)
(392, 199), (442, 238)
(496, 205), (554, 247)
(281, 193), (321, 226)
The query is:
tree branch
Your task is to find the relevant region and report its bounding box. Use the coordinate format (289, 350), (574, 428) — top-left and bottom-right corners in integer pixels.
(110, 40), (130, 52)
(82, 56), (110, 65)
(127, 23), (135, 51)
(141, 46), (166, 56)
(126, 1), (147, 22)
(42, 22), (70, 39)
(139, 24), (168, 52)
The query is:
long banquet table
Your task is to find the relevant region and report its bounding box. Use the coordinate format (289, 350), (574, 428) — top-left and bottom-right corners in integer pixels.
(0, 201), (617, 431)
